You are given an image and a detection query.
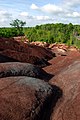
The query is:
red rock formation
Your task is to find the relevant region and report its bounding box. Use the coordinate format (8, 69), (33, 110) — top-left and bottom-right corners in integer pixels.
(50, 61), (80, 120)
(30, 41), (50, 47)
(44, 50), (80, 120)
(0, 76), (62, 120)
(13, 36), (29, 43)
(0, 62), (52, 81)
(0, 53), (19, 63)
(49, 43), (69, 51)
(0, 49), (49, 67)
(0, 37), (55, 67)
(0, 37), (80, 120)
(49, 43), (79, 56)
(43, 51), (80, 75)
(0, 37), (54, 60)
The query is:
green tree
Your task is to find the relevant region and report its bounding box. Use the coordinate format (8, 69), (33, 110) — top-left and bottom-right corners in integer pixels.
(10, 19), (26, 35)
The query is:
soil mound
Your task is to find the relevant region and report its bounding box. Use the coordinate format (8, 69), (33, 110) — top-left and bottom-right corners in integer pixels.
(50, 61), (80, 120)
(0, 54), (19, 63)
(0, 76), (62, 120)
(43, 51), (80, 75)
(0, 62), (53, 81)
(0, 37), (55, 67)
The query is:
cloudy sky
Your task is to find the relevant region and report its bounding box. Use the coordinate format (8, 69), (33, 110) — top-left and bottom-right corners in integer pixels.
(0, 0), (80, 27)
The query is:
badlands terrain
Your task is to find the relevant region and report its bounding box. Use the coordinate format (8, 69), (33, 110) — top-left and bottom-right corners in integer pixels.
(0, 36), (80, 120)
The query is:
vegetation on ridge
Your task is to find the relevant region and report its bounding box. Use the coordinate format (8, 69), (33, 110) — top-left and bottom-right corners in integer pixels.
(0, 20), (80, 48)
(0, 19), (26, 38)
(10, 19), (26, 36)
(25, 23), (80, 48)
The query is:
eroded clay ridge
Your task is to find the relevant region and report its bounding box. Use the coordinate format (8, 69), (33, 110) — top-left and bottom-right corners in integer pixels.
(0, 37), (80, 120)
(0, 37), (62, 120)
(0, 76), (62, 120)
(44, 50), (80, 120)
(0, 37), (55, 67)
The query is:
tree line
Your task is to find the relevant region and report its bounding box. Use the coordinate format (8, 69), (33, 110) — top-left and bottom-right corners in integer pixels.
(0, 19), (80, 48)
(0, 19), (26, 38)
(25, 23), (80, 48)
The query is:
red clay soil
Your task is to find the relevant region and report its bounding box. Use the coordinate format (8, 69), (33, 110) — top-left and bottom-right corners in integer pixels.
(0, 37), (55, 67)
(0, 49), (52, 67)
(0, 49), (44, 65)
(49, 61), (80, 120)
(0, 76), (61, 120)
(43, 50), (80, 120)
(0, 37), (55, 60)
(0, 37), (80, 120)
(0, 62), (52, 81)
(0, 53), (19, 62)
(0, 82), (36, 120)
(43, 51), (80, 75)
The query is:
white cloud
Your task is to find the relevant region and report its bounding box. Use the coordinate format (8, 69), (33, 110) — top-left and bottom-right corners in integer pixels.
(33, 15), (53, 21)
(30, 4), (39, 10)
(66, 12), (80, 18)
(20, 14), (53, 21)
(0, 10), (12, 19)
(30, 3), (63, 15)
(0, 10), (12, 26)
(41, 4), (63, 14)
(63, 0), (80, 8)
(0, 1), (80, 27)
(29, 2), (80, 25)
(18, 12), (54, 27)
(19, 10), (53, 21)
(19, 12), (34, 20)
(20, 12), (29, 17)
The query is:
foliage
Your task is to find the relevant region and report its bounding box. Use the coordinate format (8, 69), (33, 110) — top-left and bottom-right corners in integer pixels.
(0, 22), (80, 48)
(24, 23), (80, 48)
(0, 28), (19, 38)
(10, 19), (26, 36)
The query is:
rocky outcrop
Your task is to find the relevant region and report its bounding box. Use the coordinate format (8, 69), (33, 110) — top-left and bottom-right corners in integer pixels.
(30, 41), (50, 48)
(13, 36), (29, 43)
(0, 76), (62, 120)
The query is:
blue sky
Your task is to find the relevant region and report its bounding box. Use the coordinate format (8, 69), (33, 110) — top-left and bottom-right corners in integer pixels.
(0, 0), (80, 27)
